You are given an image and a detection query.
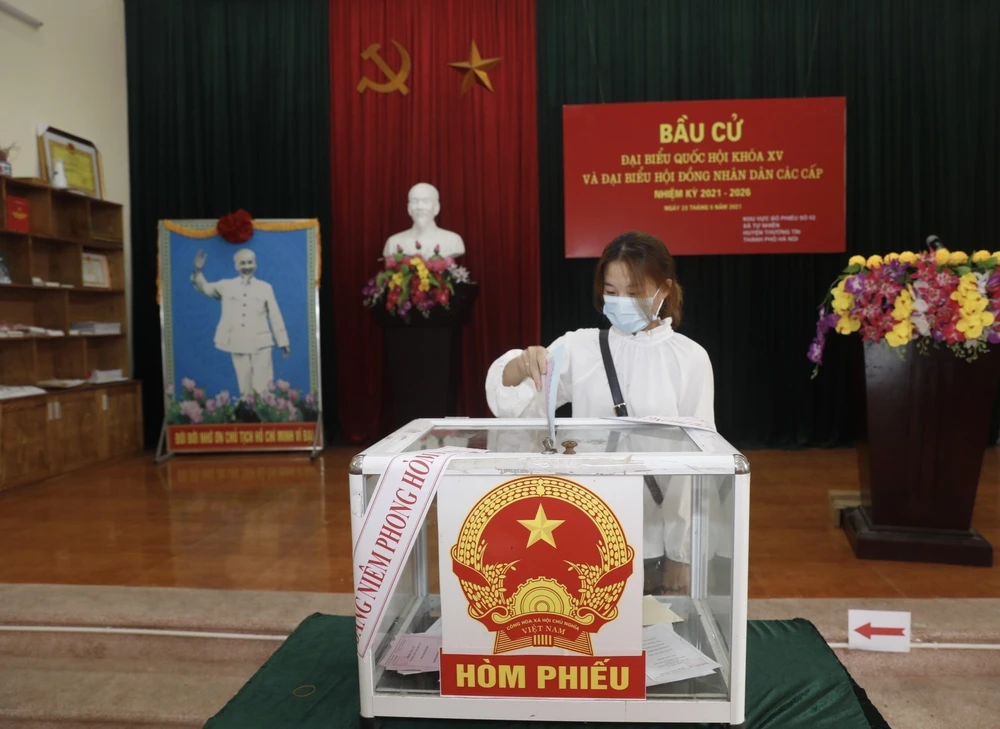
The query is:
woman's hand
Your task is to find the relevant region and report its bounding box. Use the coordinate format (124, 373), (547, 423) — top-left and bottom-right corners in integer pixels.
(502, 346), (548, 390)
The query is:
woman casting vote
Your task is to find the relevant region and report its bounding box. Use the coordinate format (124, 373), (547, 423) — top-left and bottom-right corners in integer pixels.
(485, 231), (719, 594)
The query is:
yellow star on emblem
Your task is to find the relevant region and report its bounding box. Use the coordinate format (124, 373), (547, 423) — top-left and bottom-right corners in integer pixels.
(448, 41), (501, 94)
(517, 504), (565, 549)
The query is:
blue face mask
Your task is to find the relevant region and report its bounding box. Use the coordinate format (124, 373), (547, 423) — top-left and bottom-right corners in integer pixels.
(603, 291), (662, 334)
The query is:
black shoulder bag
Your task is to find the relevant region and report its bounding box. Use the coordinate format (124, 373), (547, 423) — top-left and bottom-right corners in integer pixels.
(599, 329), (664, 506)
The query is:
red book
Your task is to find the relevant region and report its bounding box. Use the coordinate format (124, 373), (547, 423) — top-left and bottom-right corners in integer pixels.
(5, 195), (29, 233)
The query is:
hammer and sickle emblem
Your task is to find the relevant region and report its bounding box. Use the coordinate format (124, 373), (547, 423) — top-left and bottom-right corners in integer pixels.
(357, 41), (411, 95)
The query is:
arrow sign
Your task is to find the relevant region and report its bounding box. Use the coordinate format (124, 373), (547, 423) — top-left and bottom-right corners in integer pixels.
(848, 610), (911, 653)
(854, 622), (905, 639)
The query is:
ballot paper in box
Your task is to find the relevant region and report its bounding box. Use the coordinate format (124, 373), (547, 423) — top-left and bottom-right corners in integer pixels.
(350, 418), (750, 727)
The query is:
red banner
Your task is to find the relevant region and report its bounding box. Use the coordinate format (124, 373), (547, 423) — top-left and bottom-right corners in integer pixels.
(562, 97), (846, 257)
(167, 423), (316, 451)
(440, 652), (646, 699)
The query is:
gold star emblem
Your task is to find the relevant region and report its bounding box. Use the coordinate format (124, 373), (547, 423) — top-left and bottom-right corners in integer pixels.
(517, 504), (565, 548)
(448, 41), (501, 94)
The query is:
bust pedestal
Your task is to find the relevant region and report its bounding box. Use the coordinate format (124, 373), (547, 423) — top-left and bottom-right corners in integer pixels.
(371, 282), (479, 430)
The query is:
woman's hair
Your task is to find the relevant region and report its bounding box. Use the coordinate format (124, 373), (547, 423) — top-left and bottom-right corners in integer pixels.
(592, 231), (684, 326)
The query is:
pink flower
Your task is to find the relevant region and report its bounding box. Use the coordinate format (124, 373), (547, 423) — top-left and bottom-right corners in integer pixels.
(216, 390), (231, 406)
(206, 399), (217, 412)
(181, 377), (195, 391)
(305, 392), (315, 407)
(266, 379), (275, 391)
(276, 379), (290, 392)
(194, 388), (205, 401)
(289, 388), (299, 401)
(262, 391), (277, 407)
(179, 400), (203, 424)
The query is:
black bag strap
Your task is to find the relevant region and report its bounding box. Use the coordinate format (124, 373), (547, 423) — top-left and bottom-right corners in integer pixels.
(599, 329), (628, 417)
(599, 329), (664, 506)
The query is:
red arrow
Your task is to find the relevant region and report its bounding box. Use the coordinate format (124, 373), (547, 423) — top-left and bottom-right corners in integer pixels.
(855, 622), (905, 639)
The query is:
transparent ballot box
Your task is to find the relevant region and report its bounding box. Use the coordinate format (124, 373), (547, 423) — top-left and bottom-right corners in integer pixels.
(350, 418), (750, 727)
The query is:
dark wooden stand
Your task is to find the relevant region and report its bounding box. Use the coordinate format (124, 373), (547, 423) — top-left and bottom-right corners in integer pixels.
(844, 341), (999, 566)
(373, 283), (479, 429)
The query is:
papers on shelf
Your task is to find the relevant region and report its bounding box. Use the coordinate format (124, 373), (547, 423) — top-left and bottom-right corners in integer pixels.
(0, 385), (46, 400)
(603, 415), (717, 432)
(380, 632), (442, 675)
(641, 595), (683, 626)
(38, 379), (87, 389)
(642, 623), (720, 687)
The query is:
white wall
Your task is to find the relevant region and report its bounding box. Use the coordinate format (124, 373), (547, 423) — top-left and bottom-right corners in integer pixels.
(0, 0), (132, 348)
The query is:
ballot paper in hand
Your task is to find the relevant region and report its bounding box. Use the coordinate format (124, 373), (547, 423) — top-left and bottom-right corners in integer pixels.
(643, 623), (720, 686)
(543, 345), (564, 443)
(379, 633), (442, 674)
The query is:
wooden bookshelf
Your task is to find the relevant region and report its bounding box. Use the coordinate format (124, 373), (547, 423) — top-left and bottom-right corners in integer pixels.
(0, 176), (142, 491)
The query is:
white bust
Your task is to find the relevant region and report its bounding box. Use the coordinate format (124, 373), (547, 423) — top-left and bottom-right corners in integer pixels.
(383, 182), (465, 259)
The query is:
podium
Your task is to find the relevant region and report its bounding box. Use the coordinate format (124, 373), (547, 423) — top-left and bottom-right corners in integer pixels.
(372, 283), (479, 429)
(844, 341), (999, 566)
(349, 418), (750, 726)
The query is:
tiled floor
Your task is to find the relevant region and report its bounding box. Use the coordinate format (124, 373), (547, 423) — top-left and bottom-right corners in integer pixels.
(0, 446), (996, 598)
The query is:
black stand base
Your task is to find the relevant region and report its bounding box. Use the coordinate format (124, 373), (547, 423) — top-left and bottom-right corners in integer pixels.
(843, 506), (993, 567)
(358, 716), (379, 729)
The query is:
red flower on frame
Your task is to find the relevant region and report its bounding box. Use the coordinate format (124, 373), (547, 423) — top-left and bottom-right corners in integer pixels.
(217, 209), (254, 243)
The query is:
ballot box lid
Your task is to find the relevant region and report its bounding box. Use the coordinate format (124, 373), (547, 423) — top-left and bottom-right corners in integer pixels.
(352, 418), (747, 476)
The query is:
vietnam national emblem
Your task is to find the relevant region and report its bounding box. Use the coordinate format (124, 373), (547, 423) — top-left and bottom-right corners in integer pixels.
(450, 476), (635, 656)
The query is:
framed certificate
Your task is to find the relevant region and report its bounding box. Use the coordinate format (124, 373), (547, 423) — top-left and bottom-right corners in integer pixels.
(38, 126), (104, 199)
(82, 252), (111, 288)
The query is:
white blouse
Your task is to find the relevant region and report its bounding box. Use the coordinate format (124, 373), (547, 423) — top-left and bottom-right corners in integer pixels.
(485, 320), (714, 424)
(484, 320), (726, 564)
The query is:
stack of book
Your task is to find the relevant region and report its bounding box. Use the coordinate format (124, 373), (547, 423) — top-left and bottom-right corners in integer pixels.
(70, 321), (122, 336)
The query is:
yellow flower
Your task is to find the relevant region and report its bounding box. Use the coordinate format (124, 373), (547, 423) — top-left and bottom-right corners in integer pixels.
(885, 320), (914, 347)
(391, 272), (405, 287)
(934, 248), (951, 266)
(891, 288), (914, 320)
(949, 251), (969, 265)
(831, 280), (854, 314)
(835, 315), (861, 335)
(956, 310), (994, 340)
(959, 295), (988, 318)
(972, 250), (992, 263)
(848, 255), (867, 267)
(866, 255), (883, 269)
(885, 252), (900, 262)
(899, 251), (917, 264)
(992, 251), (1000, 261)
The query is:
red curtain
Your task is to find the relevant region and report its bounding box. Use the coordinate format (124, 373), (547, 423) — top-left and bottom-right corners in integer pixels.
(329, 0), (540, 444)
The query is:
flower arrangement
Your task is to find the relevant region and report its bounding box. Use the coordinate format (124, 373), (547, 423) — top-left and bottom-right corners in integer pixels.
(216, 209), (253, 243)
(362, 242), (472, 320)
(808, 248), (1000, 376)
(166, 377), (318, 424)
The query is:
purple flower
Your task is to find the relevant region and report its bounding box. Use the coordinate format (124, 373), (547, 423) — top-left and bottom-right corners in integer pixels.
(844, 275), (865, 295)
(206, 399), (217, 412)
(262, 391), (278, 407)
(807, 341), (824, 364)
(399, 299), (413, 316)
(988, 330), (1000, 344)
(216, 390), (231, 406)
(194, 388), (205, 401)
(289, 388), (299, 401)
(181, 377), (196, 391)
(244, 393), (256, 407)
(276, 379), (290, 392)
(305, 392), (315, 407)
